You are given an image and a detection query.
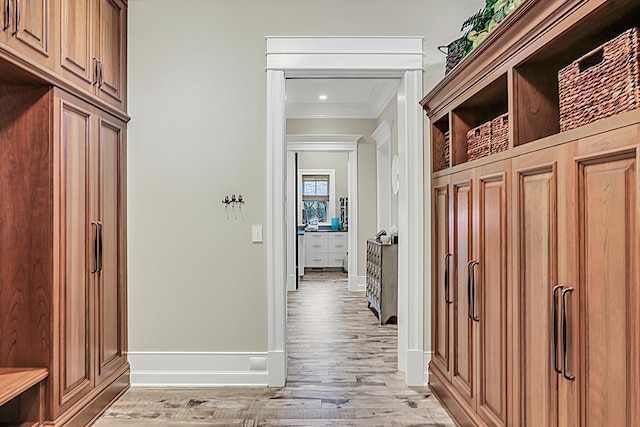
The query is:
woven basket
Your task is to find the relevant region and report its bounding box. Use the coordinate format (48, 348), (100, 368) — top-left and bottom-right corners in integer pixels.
(467, 121), (491, 161)
(439, 37), (468, 75)
(558, 27), (640, 132)
(491, 114), (509, 154)
(443, 131), (450, 168)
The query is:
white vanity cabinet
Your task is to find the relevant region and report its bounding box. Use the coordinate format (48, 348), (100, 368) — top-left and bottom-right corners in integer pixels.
(304, 232), (348, 269)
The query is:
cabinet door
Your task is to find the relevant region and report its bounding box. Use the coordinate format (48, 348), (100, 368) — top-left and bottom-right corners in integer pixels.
(512, 148), (562, 427)
(1, 0), (53, 68)
(94, 113), (127, 385)
(431, 175), (451, 379)
(95, 0), (125, 109)
(451, 169), (475, 406)
(475, 161), (509, 426)
(55, 98), (94, 414)
(564, 138), (640, 426)
(59, 0), (95, 90)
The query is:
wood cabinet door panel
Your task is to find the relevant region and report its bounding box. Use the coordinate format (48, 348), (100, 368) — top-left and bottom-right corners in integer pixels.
(513, 151), (560, 427)
(60, 0), (93, 87)
(451, 172), (474, 402)
(96, 0), (124, 108)
(476, 166), (508, 426)
(57, 101), (93, 410)
(575, 152), (639, 426)
(95, 116), (126, 383)
(15, 0), (49, 57)
(432, 176), (451, 378)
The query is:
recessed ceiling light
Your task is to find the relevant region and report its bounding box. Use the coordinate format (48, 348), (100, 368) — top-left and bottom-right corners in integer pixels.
(318, 95), (327, 101)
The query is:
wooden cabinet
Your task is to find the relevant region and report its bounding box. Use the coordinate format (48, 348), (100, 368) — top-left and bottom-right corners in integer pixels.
(0, 86), (128, 426)
(431, 163), (509, 426)
(54, 90), (127, 421)
(366, 240), (397, 325)
(0, 0), (54, 69)
(59, 0), (126, 110)
(422, 2), (640, 425)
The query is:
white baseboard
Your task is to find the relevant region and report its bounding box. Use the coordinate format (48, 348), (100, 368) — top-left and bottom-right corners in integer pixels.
(423, 351), (433, 385)
(268, 350), (286, 387)
(406, 349), (425, 386)
(128, 351), (269, 387)
(357, 276), (366, 291)
(287, 274), (296, 291)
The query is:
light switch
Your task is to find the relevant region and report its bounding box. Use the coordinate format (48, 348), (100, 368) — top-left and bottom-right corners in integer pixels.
(252, 224), (263, 242)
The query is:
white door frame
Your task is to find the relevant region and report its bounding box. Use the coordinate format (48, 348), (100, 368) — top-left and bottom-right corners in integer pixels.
(372, 120), (394, 232)
(286, 135), (361, 293)
(266, 36), (425, 386)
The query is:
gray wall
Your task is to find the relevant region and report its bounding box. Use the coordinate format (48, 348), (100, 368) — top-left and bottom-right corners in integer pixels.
(128, 0), (483, 356)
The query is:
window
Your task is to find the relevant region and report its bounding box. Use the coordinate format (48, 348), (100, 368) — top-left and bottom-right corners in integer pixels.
(302, 175), (329, 222)
(298, 169), (335, 224)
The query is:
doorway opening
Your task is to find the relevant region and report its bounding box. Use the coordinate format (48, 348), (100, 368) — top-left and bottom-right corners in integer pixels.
(266, 36), (426, 387)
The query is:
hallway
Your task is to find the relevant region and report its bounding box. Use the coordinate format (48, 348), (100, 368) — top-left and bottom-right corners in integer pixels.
(95, 271), (453, 426)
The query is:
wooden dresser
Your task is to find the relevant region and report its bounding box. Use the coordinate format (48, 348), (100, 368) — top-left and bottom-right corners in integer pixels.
(421, 0), (640, 426)
(0, 1), (129, 425)
(366, 240), (397, 325)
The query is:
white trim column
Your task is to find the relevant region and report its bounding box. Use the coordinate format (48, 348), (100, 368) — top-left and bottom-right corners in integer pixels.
(286, 152), (297, 292)
(347, 149), (359, 292)
(397, 70), (424, 385)
(266, 69), (287, 387)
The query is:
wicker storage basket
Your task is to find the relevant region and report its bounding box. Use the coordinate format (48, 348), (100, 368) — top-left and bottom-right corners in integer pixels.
(440, 37), (467, 75)
(491, 114), (509, 154)
(467, 121), (492, 161)
(558, 27), (640, 132)
(443, 131), (450, 168)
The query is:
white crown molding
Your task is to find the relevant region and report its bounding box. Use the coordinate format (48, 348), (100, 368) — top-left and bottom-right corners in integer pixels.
(369, 81), (400, 118)
(129, 352), (268, 387)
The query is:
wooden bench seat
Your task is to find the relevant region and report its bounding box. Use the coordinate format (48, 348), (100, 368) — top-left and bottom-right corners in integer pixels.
(0, 368), (48, 427)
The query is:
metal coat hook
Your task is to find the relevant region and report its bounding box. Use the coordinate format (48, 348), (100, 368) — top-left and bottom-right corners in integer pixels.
(222, 194), (246, 220)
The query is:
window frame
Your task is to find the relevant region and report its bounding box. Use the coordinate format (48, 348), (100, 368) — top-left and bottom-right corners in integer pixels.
(297, 169), (336, 225)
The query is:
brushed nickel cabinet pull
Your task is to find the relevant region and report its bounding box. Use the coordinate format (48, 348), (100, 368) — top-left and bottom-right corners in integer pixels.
(552, 285), (563, 374)
(444, 253), (453, 304)
(561, 287), (575, 381)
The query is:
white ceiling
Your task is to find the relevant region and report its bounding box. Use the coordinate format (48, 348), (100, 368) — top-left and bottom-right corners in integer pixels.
(286, 78), (400, 119)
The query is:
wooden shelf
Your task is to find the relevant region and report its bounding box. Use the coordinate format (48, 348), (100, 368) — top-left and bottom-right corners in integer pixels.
(0, 369), (47, 407)
(421, 0), (640, 172)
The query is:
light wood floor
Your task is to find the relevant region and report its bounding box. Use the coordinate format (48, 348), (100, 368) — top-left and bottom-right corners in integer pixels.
(94, 271), (454, 426)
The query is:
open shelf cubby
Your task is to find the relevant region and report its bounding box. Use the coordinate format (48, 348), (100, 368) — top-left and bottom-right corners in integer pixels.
(431, 115), (450, 173)
(451, 74), (508, 166)
(513, 0), (640, 146)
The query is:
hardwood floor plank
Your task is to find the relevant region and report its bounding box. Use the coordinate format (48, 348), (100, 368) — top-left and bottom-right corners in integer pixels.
(94, 271), (453, 426)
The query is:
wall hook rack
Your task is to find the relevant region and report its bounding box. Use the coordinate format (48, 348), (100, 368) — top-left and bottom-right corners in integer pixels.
(222, 194), (245, 220)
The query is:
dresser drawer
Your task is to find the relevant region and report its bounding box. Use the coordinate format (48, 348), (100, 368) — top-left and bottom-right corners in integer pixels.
(306, 254), (328, 267)
(327, 239), (347, 253)
(327, 252), (347, 267)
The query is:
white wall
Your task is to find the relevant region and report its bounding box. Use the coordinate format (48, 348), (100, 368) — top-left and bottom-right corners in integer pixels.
(128, 0), (483, 376)
(297, 152), (348, 221)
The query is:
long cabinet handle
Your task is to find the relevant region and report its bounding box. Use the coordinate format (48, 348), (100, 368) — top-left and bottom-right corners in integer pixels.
(552, 285), (563, 374)
(4, 0), (11, 31)
(561, 287), (575, 381)
(93, 57), (99, 85)
(97, 221), (103, 273)
(11, 0), (17, 35)
(98, 60), (104, 88)
(444, 253), (453, 304)
(91, 221), (99, 274)
(470, 261), (480, 322)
